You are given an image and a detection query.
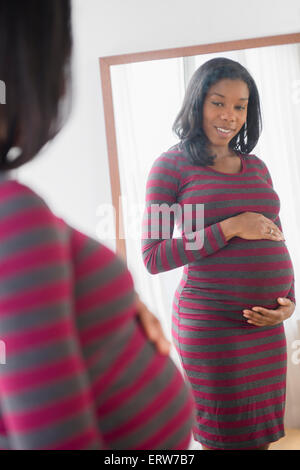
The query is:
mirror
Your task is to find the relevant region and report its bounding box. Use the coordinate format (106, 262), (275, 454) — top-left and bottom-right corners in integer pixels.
(99, 33), (300, 444)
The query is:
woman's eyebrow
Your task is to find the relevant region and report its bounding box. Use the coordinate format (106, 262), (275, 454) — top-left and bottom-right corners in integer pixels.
(210, 92), (249, 101)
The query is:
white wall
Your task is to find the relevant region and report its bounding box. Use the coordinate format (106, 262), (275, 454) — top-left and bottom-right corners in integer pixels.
(17, 0), (300, 245)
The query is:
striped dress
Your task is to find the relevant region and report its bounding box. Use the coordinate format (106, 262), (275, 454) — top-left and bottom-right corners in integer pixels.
(142, 143), (295, 450)
(0, 174), (195, 450)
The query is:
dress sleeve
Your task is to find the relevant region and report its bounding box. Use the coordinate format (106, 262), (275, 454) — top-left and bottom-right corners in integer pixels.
(141, 153), (229, 274)
(259, 159), (296, 305)
(0, 183), (104, 449)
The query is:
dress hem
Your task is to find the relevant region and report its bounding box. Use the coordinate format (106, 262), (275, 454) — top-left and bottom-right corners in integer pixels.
(193, 429), (285, 450)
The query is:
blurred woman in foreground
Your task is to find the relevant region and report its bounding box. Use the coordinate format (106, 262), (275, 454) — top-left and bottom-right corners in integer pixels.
(0, 0), (195, 450)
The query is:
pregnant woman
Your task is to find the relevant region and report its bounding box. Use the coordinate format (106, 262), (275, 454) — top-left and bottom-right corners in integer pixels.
(142, 57), (296, 450)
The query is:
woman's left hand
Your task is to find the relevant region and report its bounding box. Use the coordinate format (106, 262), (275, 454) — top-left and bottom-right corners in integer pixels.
(243, 297), (296, 326)
(134, 293), (171, 355)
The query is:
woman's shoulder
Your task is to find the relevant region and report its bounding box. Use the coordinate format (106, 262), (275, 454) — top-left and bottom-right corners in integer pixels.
(0, 177), (137, 311)
(0, 178), (59, 233)
(148, 142), (186, 175)
(0, 178), (50, 211)
(242, 152), (267, 169)
(243, 153), (274, 182)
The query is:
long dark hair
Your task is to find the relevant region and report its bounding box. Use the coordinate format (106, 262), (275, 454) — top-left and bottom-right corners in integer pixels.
(0, 0), (72, 170)
(172, 57), (262, 166)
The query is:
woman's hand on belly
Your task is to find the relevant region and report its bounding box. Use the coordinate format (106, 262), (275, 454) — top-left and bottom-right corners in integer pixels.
(243, 297), (296, 326)
(225, 211), (285, 241)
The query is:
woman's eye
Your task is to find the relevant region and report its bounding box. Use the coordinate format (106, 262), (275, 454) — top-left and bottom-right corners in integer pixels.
(212, 102), (245, 110)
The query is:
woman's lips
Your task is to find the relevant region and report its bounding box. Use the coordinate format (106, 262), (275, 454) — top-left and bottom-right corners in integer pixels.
(215, 126), (234, 138)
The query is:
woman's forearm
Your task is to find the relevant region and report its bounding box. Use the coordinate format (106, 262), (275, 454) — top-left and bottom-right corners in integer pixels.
(219, 217), (238, 242)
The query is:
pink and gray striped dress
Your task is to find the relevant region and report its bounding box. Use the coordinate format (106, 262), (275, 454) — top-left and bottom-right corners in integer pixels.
(0, 175), (195, 450)
(142, 143), (295, 450)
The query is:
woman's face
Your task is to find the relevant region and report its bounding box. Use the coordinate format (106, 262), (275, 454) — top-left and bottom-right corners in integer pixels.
(202, 78), (249, 151)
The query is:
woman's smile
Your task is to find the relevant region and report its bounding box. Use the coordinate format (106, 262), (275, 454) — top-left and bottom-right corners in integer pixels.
(214, 126), (235, 138)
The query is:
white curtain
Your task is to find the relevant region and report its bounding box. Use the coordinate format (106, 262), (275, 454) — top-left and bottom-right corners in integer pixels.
(110, 44), (300, 428)
(110, 58), (186, 369)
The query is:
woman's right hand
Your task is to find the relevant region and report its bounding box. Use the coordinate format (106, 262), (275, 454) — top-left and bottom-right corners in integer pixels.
(221, 211), (285, 242)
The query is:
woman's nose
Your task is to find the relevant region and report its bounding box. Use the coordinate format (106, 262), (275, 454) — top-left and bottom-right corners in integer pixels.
(220, 107), (236, 121)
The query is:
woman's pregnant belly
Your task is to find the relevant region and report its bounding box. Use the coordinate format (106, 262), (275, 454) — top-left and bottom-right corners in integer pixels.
(181, 237), (294, 318)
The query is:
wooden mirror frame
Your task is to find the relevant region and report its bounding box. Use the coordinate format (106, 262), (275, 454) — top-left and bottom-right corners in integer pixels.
(99, 32), (300, 262)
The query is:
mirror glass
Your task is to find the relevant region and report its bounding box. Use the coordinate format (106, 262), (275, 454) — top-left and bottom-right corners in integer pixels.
(105, 42), (300, 431)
